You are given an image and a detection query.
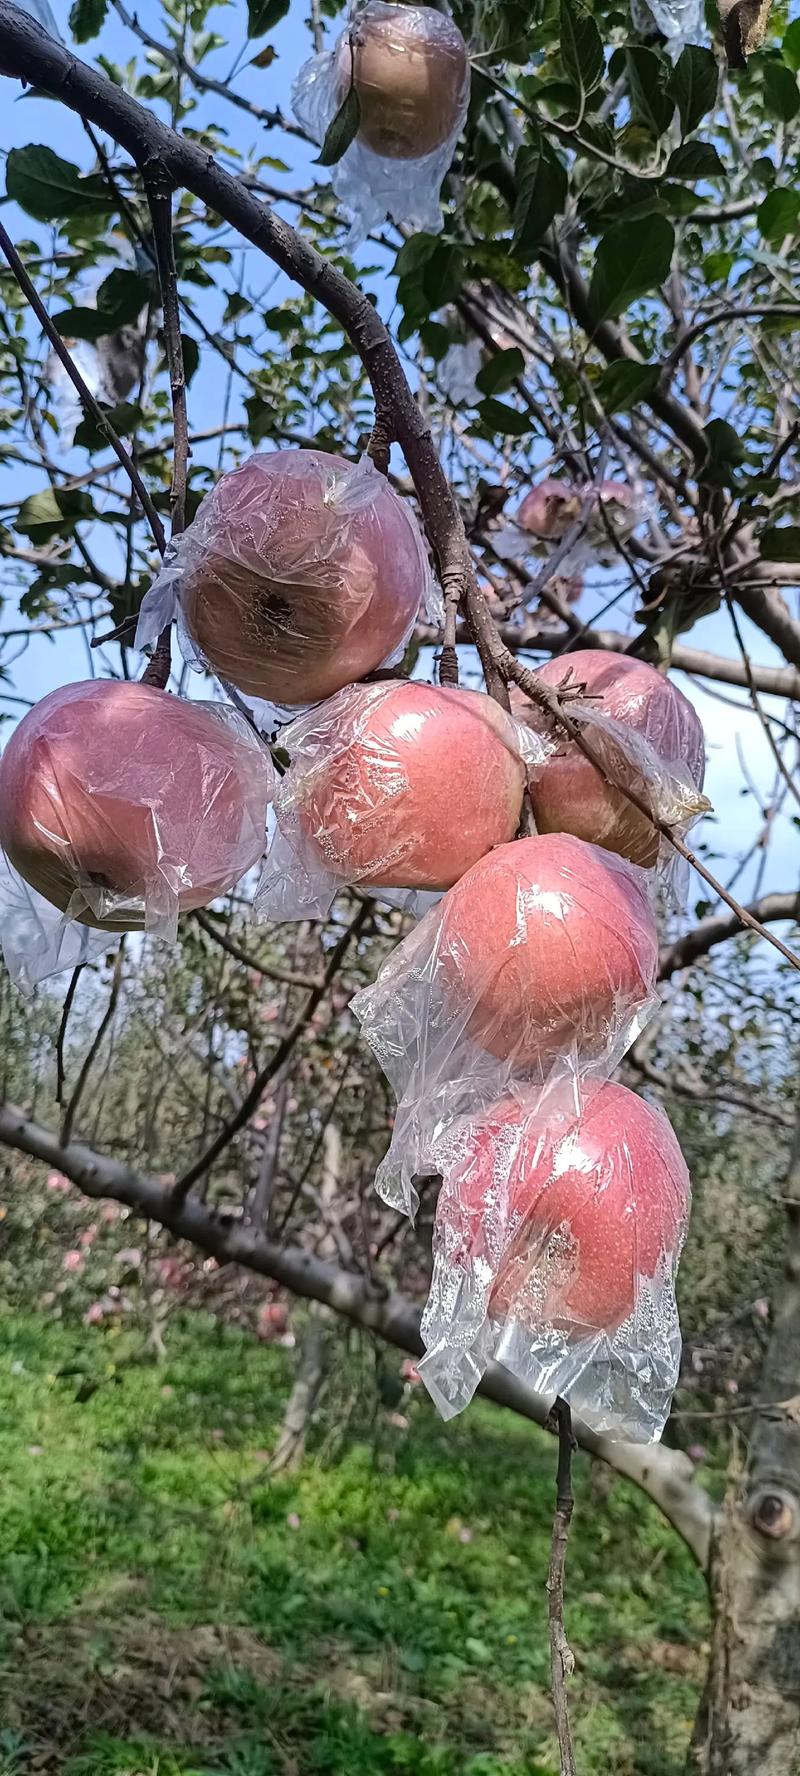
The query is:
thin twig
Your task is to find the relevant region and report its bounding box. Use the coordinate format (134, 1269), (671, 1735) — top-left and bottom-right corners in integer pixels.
(547, 1397), (577, 1776)
(193, 909), (322, 989)
(55, 965), (85, 1109)
(172, 902), (371, 1202)
(60, 944), (125, 1146)
(140, 168), (188, 686)
(0, 218), (166, 557)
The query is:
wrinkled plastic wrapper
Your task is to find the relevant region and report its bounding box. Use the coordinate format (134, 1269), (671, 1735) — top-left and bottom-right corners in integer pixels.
(493, 478), (650, 575)
(631, 0), (704, 57)
(135, 450), (438, 724)
(353, 833), (660, 1215)
(0, 854), (111, 993)
(255, 680), (549, 922)
(438, 337), (484, 406)
(419, 1080), (691, 1440)
(512, 651), (710, 895)
(292, 3), (470, 245)
(0, 682), (274, 978)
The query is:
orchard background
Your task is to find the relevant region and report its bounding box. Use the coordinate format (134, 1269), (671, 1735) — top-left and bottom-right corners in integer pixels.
(0, 0), (799, 1770)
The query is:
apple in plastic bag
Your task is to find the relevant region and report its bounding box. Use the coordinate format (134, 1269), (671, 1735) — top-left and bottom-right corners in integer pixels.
(181, 450), (429, 706)
(337, 3), (469, 160)
(435, 833), (658, 1071)
(294, 681), (526, 890)
(437, 1080), (690, 1333)
(0, 680), (272, 930)
(512, 650), (706, 868)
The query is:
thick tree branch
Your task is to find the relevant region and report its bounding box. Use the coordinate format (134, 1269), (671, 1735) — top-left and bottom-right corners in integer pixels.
(0, 1098), (715, 1567)
(659, 893), (800, 979)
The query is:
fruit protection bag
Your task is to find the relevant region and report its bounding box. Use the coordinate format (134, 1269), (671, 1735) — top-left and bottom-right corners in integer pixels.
(255, 680), (550, 921)
(0, 682), (273, 978)
(420, 1079), (690, 1440)
(292, 3), (470, 245)
(352, 833), (661, 1215)
(135, 450), (436, 725)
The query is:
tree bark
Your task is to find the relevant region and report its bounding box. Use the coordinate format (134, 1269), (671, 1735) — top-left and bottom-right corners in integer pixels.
(689, 1115), (800, 1775)
(271, 1305), (329, 1473)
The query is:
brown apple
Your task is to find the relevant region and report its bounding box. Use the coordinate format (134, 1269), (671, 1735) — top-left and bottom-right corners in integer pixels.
(336, 3), (469, 161)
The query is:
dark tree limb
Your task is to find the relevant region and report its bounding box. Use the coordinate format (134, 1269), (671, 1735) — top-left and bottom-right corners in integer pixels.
(548, 1398), (578, 1776)
(659, 893), (800, 980)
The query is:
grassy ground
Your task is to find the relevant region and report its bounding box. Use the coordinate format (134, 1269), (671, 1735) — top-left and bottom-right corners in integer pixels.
(0, 1309), (708, 1776)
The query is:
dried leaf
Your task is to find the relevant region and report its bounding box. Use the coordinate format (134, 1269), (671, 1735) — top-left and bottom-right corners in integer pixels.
(717, 0), (773, 67)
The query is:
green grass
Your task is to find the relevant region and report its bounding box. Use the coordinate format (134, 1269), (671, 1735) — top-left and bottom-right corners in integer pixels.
(0, 1309), (708, 1774)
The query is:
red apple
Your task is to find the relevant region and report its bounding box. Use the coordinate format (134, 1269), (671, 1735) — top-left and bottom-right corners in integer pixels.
(336, 3), (469, 160)
(179, 450), (429, 706)
(290, 680), (526, 890)
(0, 680), (272, 930)
(512, 650), (706, 868)
(435, 832), (658, 1072)
(517, 479), (583, 540)
(436, 1081), (690, 1334)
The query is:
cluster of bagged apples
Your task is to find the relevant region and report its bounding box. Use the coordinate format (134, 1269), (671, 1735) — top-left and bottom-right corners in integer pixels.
(0, 437), (710, 1440)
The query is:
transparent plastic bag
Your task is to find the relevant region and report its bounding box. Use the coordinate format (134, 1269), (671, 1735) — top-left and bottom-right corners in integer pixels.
(631, 0), (704, 57)
(420, 1079), (690, 1440)
(438, 337), (484, 406)
(292, 2), (470, 245)
(353, 832), (660, 1215)
(0, 681), (274, 952)
(493, 477), (648, 574)
(0, 854), (111, 993)
(511, 649), (710, 885)
(255, 679), (549, 921)
(136, 449), (436, 722)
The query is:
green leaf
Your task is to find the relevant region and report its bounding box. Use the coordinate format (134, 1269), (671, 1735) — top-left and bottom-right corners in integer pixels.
(5, 145), (110, 223)
(763, 62), (800, 122)
(73, 401), (139, 452)
(15, 487), (94, 541)
(560, 0), (605, 100)
(54, 268), (151, 341)
(69, 0), (108, 40)
(758, 186), (800, 244)
(783, 18), (800, 68)
(595, 360), (658, 414)
(626, 47), (674, 139)
(666, 46), (718, 136)
(474, 398), (530, 436)
(666, 140), (725, 178)
(512, 139), (568, 256)
(315, 83), (361, 166)
(760, 526), (800, 561)
(394, 234), (441, 278)
(244, 393), (277, 444)
(247, 0), (290, 36)
(588, 215), (675, 320)
(475, 348), (526, 396)
(181, 335), (200, 386)
(704, 418), (747, 465)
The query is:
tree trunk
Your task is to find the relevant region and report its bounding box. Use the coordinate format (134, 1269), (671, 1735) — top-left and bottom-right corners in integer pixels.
(689, 1119), (800, 1775)
(271, 1304), (329, 1473)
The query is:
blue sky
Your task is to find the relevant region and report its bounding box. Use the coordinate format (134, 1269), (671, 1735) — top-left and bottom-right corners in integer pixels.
(2, 0), (799, 917)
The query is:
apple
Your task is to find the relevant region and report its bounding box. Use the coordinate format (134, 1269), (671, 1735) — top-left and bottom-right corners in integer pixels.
(289, 680), (526, 890)
(336, 3), (469, 160)
(0, 679), (272, 930)
(435, 832), (658, 1072)
(435, 1080), (690, 1333)
(180, 449), (429, 706)
(511, 650), (706, 868)
(517, 479), (583, 540)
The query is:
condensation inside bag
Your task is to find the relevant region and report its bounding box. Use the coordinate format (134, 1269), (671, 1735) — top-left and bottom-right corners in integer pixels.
(255, 680), (549, 921)
(135, 451), (437, 722)
(419, 1081), (690, 1440)
(352, 832), (660, 1217)
(292, 3), (470, 244)
(0, 682), (273, 968)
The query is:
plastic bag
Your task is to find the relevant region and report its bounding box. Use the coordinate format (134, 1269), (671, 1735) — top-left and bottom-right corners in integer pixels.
(493, 477), (648, 574)
(353, 832), (660, 1215)
(631, 0), (704, 57)
(135, 450), (436, 722)
(419, 1079), (690, 1439)
(292, 2), (470, 245)
(255, 680), (549, 921)
(0, 681), (274, 955)
(0, 854), (111, 993)
(511, 650), (710, 882)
